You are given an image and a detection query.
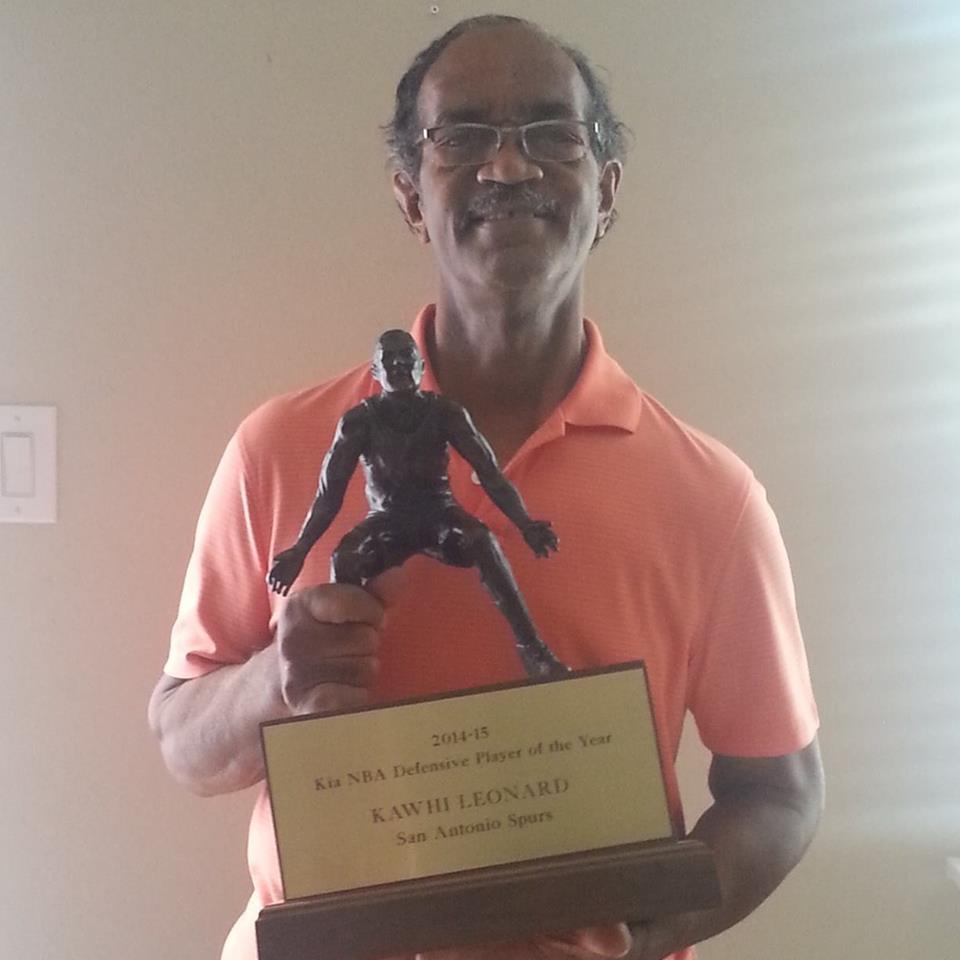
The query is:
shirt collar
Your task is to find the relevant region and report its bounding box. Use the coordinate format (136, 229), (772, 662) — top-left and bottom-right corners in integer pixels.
(558, 318), (641, 432)
(409, 305), (641, 433)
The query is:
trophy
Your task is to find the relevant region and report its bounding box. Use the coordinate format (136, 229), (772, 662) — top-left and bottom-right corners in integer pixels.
(256, 331), (719, 960)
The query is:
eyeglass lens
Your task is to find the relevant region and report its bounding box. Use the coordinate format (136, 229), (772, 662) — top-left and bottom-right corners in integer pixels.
(429, 121), (591, 165)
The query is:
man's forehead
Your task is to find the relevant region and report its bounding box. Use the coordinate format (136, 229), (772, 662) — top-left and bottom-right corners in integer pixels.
(417, 25), (589, 125)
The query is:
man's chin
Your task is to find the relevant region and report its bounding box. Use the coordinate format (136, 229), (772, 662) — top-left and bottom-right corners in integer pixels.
(459, 222), (555, 272)
(468, 215), (549, 238)
(450, 224), (573, 291)
(471, 253), (559, 293)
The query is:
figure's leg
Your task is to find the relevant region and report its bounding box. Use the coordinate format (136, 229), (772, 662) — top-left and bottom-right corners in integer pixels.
(428, 509), (568, 679)
(330, 514), (415, 585)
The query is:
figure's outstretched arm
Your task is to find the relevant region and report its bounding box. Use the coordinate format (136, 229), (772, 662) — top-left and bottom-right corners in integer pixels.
(268, 406), (368, 594)
(445, 401), (557, 558)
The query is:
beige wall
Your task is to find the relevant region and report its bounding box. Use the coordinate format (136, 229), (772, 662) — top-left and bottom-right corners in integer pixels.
(2, 1), (958, 957)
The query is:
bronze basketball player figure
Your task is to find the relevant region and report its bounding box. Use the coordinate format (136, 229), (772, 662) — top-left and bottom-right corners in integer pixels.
(267, 329), (568, 679)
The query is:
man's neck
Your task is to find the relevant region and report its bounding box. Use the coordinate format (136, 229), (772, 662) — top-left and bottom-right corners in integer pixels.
(427, 286), (586, 464)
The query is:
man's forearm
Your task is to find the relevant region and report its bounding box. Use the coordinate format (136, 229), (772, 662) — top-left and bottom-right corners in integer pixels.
(415, 784), (820, 960)
(630, 744), (824, 958)
(639, 797), (819, 955)
(148, 645), (288, 797)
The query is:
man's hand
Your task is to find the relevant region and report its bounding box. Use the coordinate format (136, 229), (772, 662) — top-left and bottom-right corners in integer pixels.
(626, 918), (696, 960)
(522, 520), (559, 558)
(416, 924), (633, 960)
(276, 583), (384, 716)
(148, 581), (389, 796)
(268, 545), (308, 596)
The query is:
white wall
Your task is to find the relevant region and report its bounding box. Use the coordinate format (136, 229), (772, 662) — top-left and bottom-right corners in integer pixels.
(2, 1), (958, 957)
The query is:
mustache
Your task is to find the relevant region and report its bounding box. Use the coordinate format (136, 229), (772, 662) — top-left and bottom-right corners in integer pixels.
(463, 185), (558, 223)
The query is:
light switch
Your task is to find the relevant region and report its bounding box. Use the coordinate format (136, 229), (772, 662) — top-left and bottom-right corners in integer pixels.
(1, 432), (35, 496)
(0, 406), (56, 523)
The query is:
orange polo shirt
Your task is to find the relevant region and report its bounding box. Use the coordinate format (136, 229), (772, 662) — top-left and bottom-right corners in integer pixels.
(165, 307), (818, 960)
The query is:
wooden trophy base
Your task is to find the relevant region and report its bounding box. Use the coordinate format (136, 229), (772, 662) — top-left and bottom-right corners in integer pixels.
(256, 838), (719, 960)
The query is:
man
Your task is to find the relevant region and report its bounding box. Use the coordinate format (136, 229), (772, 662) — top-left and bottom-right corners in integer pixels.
(149, 15), (823, 960)
(267, 329), (566, 679)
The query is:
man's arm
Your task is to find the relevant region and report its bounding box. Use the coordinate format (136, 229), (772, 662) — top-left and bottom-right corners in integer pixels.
(148, 584), (385, 796)
(443, 402), (556, 556)
(417, 737), (823, 960)
(629, 736), (825, 959)
(268, 407), (369, 594)
(148, 648), (286, 797)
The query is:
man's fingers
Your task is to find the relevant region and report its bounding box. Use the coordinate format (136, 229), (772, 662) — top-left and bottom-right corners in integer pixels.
(280, 626), (381, 713)
(284, 656), (380, 699)
(553, 924), (633, 958)
(296, 583), (387, 627)
(274, 582), (391, 716)
(289, 681), (373, 716)
(416, 925), (633, 960)
(365, 567), (406, 607)
(297, 653), (380, 688)
(281, 621), (381, 660)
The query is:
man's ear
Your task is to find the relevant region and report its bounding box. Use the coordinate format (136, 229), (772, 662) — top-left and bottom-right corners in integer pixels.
(595, 160), (623, 242)
(392, 170), (430, 244)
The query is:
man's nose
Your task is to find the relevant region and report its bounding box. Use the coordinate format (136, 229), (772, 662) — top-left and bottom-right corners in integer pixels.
(476, 132), (544, 185)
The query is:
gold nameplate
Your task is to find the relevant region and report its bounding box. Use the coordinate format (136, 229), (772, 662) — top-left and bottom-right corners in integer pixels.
(262, 663), (673, 901)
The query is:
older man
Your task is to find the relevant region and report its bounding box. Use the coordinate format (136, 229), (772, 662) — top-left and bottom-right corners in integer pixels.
(149, 15), (822, 960)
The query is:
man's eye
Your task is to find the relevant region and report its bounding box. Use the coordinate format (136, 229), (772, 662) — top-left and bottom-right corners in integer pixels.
(435, 128), (488, 149)
(535, 124), (583, 144)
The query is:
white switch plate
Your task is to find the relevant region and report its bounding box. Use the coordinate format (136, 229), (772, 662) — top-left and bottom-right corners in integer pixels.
(0, 405), (57, 523)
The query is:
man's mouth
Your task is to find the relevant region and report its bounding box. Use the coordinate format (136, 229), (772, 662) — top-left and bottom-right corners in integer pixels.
(463, 207), (554, 231)
(464, 187), (557, 227)
(476, 209), (541, 221)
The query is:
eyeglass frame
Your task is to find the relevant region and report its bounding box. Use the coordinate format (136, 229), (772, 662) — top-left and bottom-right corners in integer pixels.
(419, 119), (602, 166)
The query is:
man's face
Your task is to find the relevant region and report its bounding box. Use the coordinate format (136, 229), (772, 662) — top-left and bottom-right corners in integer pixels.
(374, 338), (424, 393)
(394, 25), (621, 295)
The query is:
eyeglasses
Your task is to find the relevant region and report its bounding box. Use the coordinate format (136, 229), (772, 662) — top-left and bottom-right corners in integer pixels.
(420, 119), (600, 167)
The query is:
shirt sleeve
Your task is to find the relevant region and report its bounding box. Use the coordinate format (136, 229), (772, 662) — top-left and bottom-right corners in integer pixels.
(687, 477), (819, 757)
(163, 427), (274, 679)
